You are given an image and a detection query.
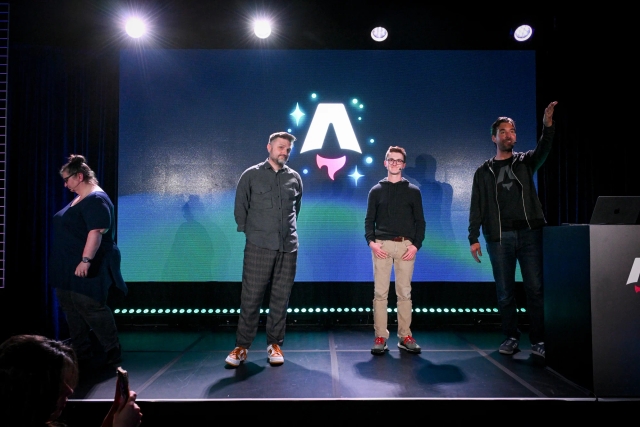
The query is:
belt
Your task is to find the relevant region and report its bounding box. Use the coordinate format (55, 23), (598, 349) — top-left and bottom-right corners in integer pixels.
(390, 236), (408, 242)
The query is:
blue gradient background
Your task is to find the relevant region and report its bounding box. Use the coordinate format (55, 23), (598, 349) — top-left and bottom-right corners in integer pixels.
(118, 49), (536, 282)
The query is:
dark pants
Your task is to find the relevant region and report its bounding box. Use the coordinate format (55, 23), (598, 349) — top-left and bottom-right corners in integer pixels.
(486, 228), (544, 345)
(55, 288), (120, 358)
(235, 241), (297, 349)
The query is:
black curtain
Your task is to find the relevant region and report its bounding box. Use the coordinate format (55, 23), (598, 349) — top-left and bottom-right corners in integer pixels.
(3, 45), (119, 341)
(2, 13), (635, 342)
(535, 14), (638, 224)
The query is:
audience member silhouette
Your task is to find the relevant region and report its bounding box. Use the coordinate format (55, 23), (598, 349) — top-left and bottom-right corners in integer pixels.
(0, 334), (142, 427)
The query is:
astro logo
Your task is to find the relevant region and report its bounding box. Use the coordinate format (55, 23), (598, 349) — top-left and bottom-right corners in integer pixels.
(627, 258), (640, 294)
(298, 103), (362, 180)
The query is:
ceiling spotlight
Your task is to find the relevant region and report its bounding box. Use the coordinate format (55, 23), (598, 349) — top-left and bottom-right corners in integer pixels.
(254, 19), (272, 39)
(513, 24), (533, 42)
(371, 27), (388, 42)
(125, 17), (146, 38)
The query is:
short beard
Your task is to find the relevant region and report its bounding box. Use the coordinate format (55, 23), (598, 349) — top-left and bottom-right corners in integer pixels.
(274, 155), (287, 167)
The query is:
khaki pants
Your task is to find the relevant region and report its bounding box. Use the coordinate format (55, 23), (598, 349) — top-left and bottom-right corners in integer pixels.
(371, 239), (416, 339)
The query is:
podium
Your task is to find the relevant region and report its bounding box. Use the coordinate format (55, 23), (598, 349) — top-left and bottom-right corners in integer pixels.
(543, 225), (640, 397)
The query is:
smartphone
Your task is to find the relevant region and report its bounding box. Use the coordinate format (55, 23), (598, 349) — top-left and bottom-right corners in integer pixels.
(116, 367), (129, 401)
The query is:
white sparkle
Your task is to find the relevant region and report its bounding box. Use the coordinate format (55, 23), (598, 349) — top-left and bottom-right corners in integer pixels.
(349, 166), (364, 186)
(290, 103), (305, 126)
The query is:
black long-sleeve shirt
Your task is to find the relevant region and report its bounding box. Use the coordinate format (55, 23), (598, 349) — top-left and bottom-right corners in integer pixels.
(234, 159), (303, 252)
(364, 178), (426, 250)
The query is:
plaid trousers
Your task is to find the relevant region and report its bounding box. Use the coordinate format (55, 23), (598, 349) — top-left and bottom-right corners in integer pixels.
(235, 241), (298, 348)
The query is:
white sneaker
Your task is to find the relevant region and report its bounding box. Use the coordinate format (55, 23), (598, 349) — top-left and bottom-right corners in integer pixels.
(225, 346), (248, 367)
(267, 344), (284, 366)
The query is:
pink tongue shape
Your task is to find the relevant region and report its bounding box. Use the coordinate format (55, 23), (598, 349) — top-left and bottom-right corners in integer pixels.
(316, 155), (346, 180)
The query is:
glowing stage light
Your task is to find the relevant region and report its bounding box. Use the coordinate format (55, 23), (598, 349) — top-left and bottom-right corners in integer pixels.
(513, 24), (533, 42)
(254, 19), (272, 39)
(125, 17), (146, 38)
(371, 27), (388, 42)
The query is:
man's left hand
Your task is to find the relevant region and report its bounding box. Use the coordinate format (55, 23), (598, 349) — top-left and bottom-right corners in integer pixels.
(402, 245), (418, 261)
(543, 101), (558, 127)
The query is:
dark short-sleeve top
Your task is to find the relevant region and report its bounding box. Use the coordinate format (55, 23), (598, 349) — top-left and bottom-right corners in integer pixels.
(50, 191), (127, 303)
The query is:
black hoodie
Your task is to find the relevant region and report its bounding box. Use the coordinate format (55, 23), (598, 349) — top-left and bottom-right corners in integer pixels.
(468, 123), (555, 245)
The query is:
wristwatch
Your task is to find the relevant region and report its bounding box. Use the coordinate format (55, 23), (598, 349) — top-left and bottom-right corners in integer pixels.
(81, 257), (92, 263)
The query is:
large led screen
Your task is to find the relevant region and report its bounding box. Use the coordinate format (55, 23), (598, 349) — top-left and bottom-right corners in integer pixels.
(118, 49), (537, 282)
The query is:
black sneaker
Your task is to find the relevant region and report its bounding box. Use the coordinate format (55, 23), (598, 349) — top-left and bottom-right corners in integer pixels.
(105, 344), (122, 365)
(499, 337), (519, 355)
(531, 342), (545, 358)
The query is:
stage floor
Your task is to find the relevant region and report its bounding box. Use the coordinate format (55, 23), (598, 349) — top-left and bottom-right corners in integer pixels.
(62, 323), (637, 423)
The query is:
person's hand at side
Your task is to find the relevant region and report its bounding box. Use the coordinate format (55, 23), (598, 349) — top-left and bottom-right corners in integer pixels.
(369, 241), (389, 259)
(470, 243), (482, 263)
(401, 244), (418, 261)
(75, 260), (91, 278)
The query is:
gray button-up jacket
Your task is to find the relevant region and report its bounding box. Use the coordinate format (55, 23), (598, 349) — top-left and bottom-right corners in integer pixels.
(234, 159), (303, 252)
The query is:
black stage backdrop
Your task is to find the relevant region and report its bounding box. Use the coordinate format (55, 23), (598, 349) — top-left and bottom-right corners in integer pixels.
(2, 4), (633, 341)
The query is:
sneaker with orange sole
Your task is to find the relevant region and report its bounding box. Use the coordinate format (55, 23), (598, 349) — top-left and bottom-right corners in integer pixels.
(225, 346), (248, 367)
(267, 344), (284, 366)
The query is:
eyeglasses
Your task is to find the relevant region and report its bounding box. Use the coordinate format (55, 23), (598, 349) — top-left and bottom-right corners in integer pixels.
(62, 172), (77, 183)
(386, 158), (405, 165)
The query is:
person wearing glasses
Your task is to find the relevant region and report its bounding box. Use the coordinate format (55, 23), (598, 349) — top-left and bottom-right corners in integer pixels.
(225, 132), (303, 367)
(365, 146), (426, 355)
(50, 154), (128, 368)
(468, 101), (558, 358)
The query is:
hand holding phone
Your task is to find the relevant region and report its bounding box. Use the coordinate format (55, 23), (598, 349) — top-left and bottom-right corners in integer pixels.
(102, 367), (139, 427)
(116, 367), (129, 403)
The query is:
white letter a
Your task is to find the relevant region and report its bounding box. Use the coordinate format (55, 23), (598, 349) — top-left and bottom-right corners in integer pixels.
(627, 258), (640, 285)
(300, 104), (361, 154)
